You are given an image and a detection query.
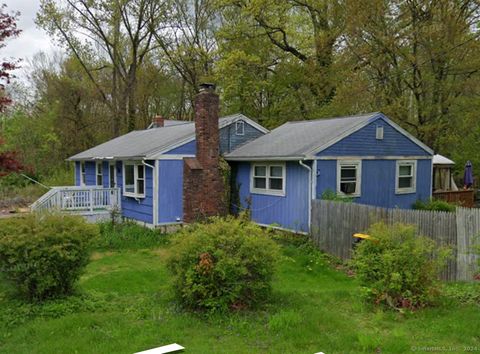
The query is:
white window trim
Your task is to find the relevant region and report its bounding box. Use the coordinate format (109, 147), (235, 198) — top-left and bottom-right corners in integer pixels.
(396, 160), (417, 194)
(80, 162), (86, 186)
(109, 162), (117, 188)
(250, 162), (286, 196)
(123, 161), (146, 198)
(336, 160), (362, 197)
(235, 120), (245, 136)
(96, 162), (103, 186)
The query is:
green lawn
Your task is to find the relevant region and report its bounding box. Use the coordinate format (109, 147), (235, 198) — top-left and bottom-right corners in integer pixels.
(0, 232), (479, 354)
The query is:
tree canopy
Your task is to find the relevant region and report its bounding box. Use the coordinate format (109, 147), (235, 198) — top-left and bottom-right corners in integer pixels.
(1, 0), (480, 179)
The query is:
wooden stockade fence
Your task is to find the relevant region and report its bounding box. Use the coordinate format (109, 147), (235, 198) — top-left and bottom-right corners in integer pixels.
(311, 200), (480, 281)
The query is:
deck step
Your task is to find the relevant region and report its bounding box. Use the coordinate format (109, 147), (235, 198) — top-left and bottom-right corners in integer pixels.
(134, 343), (184, 354)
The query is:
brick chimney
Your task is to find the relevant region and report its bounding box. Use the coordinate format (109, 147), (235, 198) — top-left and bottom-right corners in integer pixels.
(183, 83), (225, 222)
(152, 115), (165, 128)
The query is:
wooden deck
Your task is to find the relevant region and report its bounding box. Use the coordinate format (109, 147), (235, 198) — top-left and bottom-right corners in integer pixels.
(31, 186), (121, 219)
(432, 190), (475, 208)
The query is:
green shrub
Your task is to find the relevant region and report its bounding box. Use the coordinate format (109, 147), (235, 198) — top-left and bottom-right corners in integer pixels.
(167, 216), (280, 312)
(476, 241), (480, 281)
(441, 283), (480, 306)
(0, 214), (98, 301)
(321, 189), (353, 203)
(0, 172), (32, 189)
(351, 222), (451, 310)
(412, 199), (456, 212)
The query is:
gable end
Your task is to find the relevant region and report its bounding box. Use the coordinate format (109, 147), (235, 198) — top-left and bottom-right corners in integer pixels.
(155, 115), (267, 157)
(312, 114), (433, 157)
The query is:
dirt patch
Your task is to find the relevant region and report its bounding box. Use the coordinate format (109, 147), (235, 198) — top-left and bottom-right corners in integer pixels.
(90, 251), (115, 261)
(0, 208), (30, 219)
(0, 196), (32, 209)
(150, 247), (170, 258)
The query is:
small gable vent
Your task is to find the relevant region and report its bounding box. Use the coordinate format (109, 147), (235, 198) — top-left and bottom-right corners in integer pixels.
(235, 120), (245, 135)
(376, 125), (384, 140)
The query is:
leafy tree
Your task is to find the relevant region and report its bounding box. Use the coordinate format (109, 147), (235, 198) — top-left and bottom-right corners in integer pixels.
(215, 11), (300, 126)
(342, 0), (480, 150)
(217, 0), (345, 119)
(2, 0), (480, 182)
(0, 4), (20, 112)
(0, 4), (22, 176)
(151, 0), (219, 117)
(0, 136), (22, 176)
(37, 0), (167, 134)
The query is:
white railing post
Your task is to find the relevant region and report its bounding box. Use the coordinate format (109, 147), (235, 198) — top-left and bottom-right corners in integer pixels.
(31, 186), (121, 214)
(89, 188), (94, 212)
(117, 187), (121, 209)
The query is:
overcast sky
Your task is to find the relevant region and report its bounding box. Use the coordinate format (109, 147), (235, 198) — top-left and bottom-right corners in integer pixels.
(3, 0), (58, 83)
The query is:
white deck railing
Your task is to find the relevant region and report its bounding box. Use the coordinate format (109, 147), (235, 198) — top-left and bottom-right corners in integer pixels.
(31, 186), (121, 213)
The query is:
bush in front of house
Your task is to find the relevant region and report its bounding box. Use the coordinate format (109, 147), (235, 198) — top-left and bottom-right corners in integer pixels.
(167, 216), (280, 312)
(351, 222), (451, 310)
(0, 214), (98, 301)
(412, 199), (456, 212)
(321, 189), (353, 203)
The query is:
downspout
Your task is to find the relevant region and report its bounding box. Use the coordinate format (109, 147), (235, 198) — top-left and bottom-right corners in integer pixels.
(299, 160), (312, 232)
(142, 160), (158, 226)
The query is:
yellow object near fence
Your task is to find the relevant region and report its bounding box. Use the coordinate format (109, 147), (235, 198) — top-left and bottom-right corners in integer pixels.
(353, 233), (377, 241)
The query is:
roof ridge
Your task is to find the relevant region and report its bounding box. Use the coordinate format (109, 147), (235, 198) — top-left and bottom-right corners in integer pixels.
(284, 112), (380, 125)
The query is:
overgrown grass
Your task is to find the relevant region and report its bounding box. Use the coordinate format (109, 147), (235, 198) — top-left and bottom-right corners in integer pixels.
(0, 224), (479, 353)
(96, 222), (169, 250)
(412, 198), (457, 212)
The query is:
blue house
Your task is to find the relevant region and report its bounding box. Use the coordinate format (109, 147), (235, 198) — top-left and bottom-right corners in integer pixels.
(225, 112), (434, 233)
(64, 113), (268, 227)
(32, 84), (433, 234)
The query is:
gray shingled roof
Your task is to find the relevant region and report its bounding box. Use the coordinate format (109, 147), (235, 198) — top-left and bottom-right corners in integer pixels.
(68, 114), (266, 160)
(225, 113), (382, 160)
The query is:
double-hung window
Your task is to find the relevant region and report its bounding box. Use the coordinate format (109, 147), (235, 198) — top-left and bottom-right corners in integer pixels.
(337, 160), (361, 196)
(96, 162), (103, 186)
(251, 163), (285, 196)
(80, 162), (86, 186)
(123, 162), (145, 198)
(396, 160), (416, 194)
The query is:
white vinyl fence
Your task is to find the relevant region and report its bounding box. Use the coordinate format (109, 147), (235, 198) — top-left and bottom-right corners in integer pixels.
(311, 200), (480, 281)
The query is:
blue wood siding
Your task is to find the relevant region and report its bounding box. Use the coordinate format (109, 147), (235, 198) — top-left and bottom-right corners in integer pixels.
(315, 160), (337, 198)
(235, 161), (309, 232)
(165, 140), (196, 155)
(117, 160), (154, 224)
(75, 161), (81, 185)
(158, 160), (184, 223)
(317, 117), (431, 157)
(163, 120), (265, 156)
(316, 158), (432, 209)
(220, 121), (265, 154)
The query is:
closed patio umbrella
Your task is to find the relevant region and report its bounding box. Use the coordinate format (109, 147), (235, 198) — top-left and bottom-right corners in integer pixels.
(463, 160), (473, 189)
